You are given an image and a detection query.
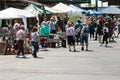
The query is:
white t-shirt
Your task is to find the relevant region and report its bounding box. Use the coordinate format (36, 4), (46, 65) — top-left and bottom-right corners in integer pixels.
(13, 23), (19, 30)
(16, 29), (25, 40)
(104, 27), (109, 33)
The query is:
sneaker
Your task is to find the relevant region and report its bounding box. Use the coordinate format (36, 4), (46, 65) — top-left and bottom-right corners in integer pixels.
(16, 55), (19, 58)
(33, 55), (38, 58)
(69, 49), (71, 52)
(22, 55), (26, 58)
(105, 44), (108, 47)
(32, 54), (38, 58)
(100, 44), (103, 46)
(86, 49), (88, 51)
(81, 47), (84, 51)
(74, 50), (77, 52)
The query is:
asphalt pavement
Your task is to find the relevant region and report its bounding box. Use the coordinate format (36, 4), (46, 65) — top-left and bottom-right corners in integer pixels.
(0, 38), (120, 80)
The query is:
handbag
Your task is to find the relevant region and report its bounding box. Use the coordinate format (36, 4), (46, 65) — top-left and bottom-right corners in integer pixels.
(75, 27), (80, 33)
(35, 33), (40, 42)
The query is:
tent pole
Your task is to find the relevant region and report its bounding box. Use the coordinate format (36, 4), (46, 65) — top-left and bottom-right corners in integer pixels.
(4, 0), (7, 9)
(42, 5), (46, 17)
(96, 0), (98, 11)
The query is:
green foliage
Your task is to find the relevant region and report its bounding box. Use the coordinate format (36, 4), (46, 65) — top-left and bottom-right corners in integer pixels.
(68, 14), (83, 24)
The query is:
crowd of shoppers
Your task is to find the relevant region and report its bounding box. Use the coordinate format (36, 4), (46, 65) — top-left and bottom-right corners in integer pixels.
(0, 15), (120, 58)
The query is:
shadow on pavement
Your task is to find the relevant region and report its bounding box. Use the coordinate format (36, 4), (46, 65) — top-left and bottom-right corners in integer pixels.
(16, 57), (30, 59)
(40, 49), (49, 51)
(106, 46), (113, 48)
(36, 57), (44, 59)
(86, 50), (94, 52)
(70, 51), (80, 52)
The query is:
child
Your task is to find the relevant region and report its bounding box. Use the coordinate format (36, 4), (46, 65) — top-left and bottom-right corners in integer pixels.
(101, 22), (109, 47)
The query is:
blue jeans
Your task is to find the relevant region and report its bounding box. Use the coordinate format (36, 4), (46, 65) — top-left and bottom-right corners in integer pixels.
(81, 36), (88, 44)
(32, 41), (39, 56)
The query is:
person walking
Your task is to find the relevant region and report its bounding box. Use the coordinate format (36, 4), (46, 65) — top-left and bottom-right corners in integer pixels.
(31, 27), (40, 58)
(94, 19), (98, 40)
(101, 22), (109, 47)
(117, 20), (120, 37)
(16, 26), (26, 58)
(89, 19), (96, 40)
(66, 21), (76, 52)
(81, 23), (89, 51)
(108, 19), (114, 42)
(97, 18), (103, 43)
(75, 19), (83, 45)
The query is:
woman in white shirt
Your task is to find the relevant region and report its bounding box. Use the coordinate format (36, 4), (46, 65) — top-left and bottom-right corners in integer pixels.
(31, 27), (39, 58)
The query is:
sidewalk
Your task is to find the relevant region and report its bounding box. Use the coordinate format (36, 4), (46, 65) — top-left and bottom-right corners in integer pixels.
(0, 38), (120, 80)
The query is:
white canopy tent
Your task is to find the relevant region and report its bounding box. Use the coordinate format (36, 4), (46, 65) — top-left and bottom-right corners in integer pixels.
(52, 2), (76, 15)
(69, 4), (86, 14)
(0, 7), (37, 19)
(0, 7), (37, 30)
(45, 6), (66, 14)
(98, 6), (120, 14)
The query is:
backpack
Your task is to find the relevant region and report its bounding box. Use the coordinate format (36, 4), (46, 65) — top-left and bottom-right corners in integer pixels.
(81, 27), (89, 38)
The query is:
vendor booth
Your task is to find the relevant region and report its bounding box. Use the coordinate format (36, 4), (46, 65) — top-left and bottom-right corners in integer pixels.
(0, 7), (37, 55)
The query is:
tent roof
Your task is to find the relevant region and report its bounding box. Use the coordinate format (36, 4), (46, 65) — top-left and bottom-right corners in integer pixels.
(87, 10), (103, 15)
(0, 7), (36, 19)
(45, 6), (66, 14)
(24, 4), (53, 16)
(21, 0), (64, 14)
(24, 4), (42, 15)
(69, 4), (86, 12)
(69, 4), (88, 14)
(52, 2), (76, 13)
(98, 6), (120, 14)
